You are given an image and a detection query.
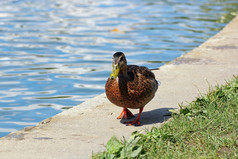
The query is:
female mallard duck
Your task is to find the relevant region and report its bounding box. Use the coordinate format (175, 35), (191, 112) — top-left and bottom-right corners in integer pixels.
(105, 52), (159, 126)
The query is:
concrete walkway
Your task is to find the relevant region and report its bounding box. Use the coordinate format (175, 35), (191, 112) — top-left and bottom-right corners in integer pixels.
(1, 16), (238, 159)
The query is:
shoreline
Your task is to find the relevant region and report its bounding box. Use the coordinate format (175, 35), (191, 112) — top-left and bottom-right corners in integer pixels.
(0, 16), (238, 159)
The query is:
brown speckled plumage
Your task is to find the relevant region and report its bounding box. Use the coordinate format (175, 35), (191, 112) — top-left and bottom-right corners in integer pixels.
(105, 52), (159, 125)
(106, 65), (158, 108)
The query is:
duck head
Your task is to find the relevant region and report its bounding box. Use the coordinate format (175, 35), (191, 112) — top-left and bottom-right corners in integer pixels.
(109, 52), (127, 80)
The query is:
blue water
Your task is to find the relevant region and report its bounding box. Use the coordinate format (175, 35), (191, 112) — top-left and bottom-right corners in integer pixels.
(0, 0), (237, 137)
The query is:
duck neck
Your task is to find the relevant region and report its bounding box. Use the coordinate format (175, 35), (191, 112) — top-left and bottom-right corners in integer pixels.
(119, 66), (129, 79)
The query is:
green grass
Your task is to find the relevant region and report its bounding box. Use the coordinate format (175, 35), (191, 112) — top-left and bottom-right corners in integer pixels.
(93, 76), (238, 159)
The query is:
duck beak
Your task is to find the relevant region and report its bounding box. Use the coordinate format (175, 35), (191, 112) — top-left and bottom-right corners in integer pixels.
(109, 64), (119, 80)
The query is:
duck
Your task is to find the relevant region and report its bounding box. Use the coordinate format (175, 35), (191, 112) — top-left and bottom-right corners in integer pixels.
(105, 52), (159, 126)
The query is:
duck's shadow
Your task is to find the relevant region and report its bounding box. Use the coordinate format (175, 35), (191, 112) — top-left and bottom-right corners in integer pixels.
(120, 108), (174, 126)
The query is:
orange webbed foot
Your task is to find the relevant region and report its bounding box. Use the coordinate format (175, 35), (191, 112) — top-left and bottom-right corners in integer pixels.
(124, 107), (144, 126)
(125, 119), (141, 126)
(117, 108), (134, 119)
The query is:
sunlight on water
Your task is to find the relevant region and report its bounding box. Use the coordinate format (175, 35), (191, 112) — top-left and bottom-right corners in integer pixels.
(0, 0), (237, 137)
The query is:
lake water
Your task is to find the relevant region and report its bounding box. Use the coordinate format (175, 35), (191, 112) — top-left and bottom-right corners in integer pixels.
(0, 0), (237, 137)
